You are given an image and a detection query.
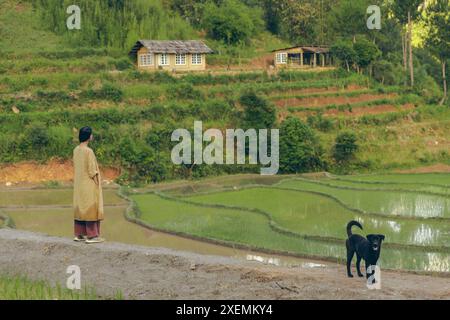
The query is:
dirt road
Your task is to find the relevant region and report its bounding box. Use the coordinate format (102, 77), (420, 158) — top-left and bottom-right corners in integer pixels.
(0, 228), (448, 300)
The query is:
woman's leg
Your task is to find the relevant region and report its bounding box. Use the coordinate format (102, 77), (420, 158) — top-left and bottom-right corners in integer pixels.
(85, 221), (100, 239)
(74, 220), (87, 237)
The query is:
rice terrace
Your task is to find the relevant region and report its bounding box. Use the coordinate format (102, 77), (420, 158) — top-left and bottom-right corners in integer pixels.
(0, 0), (450, 302)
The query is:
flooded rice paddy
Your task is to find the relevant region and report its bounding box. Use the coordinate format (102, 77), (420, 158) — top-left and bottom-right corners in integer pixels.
(1, 173), (449, 273)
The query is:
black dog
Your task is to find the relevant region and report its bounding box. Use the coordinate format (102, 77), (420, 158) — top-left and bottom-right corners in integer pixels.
(346, 220), (385, 279)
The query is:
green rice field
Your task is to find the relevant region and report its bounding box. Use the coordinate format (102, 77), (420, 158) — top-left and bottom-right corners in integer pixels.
(130, 173), (450, 273)
(1, 173), (449, 274)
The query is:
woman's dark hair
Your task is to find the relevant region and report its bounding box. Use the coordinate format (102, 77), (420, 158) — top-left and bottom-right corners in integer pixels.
(79, 126), (92, 143)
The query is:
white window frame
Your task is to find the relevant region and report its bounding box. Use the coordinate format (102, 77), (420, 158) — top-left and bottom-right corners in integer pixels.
(276, 52), (287, 64)
(139, 53), (153, 66)
(175, 53), (186, 65)
(159, 53), (169, 66)
(191, 53), (202, 65)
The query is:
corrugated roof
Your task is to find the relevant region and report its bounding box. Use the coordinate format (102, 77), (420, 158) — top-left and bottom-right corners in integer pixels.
(272, 46), (330, 54)
(129, 40), (213, 55)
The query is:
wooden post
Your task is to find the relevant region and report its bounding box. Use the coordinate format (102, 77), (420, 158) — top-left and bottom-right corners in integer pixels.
(321, 54), (325, 67)
(300, 52), (304, 67)
(313, 53), (317, 68)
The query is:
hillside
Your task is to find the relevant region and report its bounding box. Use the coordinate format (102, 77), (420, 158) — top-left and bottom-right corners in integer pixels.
(0, 0), (449, 185)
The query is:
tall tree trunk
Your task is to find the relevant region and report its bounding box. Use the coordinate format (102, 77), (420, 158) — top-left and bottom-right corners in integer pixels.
(402, 30), (408, 72)
(408, 11), (414, 87)
(441, 60), (447, 106)
(402, 30), (407, 86)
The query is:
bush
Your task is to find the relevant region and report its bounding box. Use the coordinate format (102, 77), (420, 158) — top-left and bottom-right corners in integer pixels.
(279, 117), (325, 173)
(330, 40), (357, 71)
(239, 91), (276, 129)
(333, 131), (358, 163)
(36, 90), (75, 103)
(83, 83), (123, 102)
(117, 135), (169, 184)
(113, 58), (133, 71)
(202, 0), (263, 44)
(204, 100), (234, 121)
(414, 66), (442, 104)
(26, 123), (50, 150)
(307, 114), (335, 132)
(372, 60), (403, 85)
(47, 126), (73, 158)
(167, 83), (202, 100)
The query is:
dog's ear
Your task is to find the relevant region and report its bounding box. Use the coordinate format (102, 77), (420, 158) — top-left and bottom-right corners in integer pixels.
(366, 234), (375, 242)
(379, 234), (385, 241)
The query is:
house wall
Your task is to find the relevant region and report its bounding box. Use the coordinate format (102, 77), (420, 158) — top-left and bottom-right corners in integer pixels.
(273, 47), (304, 68)
(136, 47), (207, 72)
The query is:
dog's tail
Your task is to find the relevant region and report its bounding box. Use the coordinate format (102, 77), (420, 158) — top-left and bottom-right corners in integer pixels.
(347, 220), (363, 237)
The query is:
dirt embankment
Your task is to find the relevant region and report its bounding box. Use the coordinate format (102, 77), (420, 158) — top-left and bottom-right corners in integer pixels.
(0, 229), (448, 300)
(0, 159), (120, 185)
(274, 93), (396, 109)
(395, 164), (450, 173)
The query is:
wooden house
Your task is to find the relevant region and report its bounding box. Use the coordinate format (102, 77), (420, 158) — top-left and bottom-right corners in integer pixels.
(272, 46), (331, 69)
(129, 40), (213, 72)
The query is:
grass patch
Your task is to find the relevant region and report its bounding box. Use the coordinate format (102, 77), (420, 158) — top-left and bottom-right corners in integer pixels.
(0, 274), (122, 300)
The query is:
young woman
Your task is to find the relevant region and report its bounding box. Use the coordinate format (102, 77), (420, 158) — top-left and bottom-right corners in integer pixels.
(73, 126), (105, 244)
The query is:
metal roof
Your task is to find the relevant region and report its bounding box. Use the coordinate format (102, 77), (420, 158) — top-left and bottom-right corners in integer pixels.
(129, 40), (214, 55)
(272, 45), (330, 54)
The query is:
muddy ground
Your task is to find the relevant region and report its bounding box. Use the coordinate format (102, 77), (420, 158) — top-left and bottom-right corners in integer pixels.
(0, 228), (448, 300)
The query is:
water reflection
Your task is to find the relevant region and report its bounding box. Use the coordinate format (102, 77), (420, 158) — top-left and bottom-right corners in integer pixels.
(245, 254), (326, 269)
(410, 224), (440, 245)
(246, 254), (281, 266)
(387, 220), (401, 233)
(387, 194), (447, 218)
(424, 253), (450, 273)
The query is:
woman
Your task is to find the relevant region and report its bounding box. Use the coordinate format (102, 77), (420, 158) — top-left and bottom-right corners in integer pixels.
(73, 126), (105, 244)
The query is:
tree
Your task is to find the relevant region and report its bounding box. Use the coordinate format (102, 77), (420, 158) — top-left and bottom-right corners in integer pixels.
(424, 0), (449, 105)
(327, 0), (370, 42)
(202, 0), (263, 45)
(240, 91), (276, 129)
(279, 0), (318, 44)
(331, 40), (357, 72)
(333, 131), (358, 163)
(390, 0), (424, 87)
(332, 38), (381, 74)
(279, 117), (325, 173)
(353, 38), (381, 74)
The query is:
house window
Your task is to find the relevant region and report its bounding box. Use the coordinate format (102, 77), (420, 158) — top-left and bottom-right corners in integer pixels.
(175, 53), (186, 65)
(276, 53), (287, 64)
(192, 53), (202, 65)
(159, 53), (169, 66)
(139, 54), (153, 66)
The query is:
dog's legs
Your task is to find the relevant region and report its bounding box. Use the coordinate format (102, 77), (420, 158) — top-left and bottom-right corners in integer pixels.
(346, 249), (355, 278)
(365, 261), (373, 280)
(356, 255), (363, 277)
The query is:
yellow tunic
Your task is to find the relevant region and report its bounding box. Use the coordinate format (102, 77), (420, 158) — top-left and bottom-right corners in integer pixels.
(73, 145), (104, 221)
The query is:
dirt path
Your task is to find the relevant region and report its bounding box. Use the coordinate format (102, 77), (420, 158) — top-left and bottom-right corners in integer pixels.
(0, 228), (448, 300)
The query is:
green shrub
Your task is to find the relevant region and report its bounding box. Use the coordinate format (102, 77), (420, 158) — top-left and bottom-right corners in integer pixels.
(372, 60), (403, 85)
(333, 131), (358, 163)
(36, 90), (74, 103)
(202, 0), (263, 44)
(239, 91), (276, 129)
(26, 123), (50, 150)
(279, 117), (325, 173)
(113, 58), (133, 71)
(167, 83), (202, 100)
(82, 83), (123, 102)
(307, 114), (335, 132)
